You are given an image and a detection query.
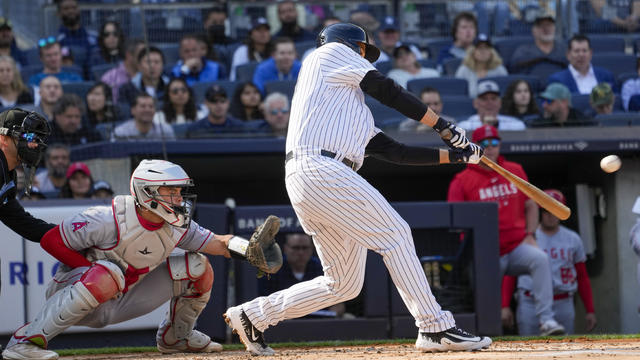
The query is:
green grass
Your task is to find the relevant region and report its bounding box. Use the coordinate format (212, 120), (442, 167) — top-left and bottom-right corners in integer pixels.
(54, 333), (640, 356)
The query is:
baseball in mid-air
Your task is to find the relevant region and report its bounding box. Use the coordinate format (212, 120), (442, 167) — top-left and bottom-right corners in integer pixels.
(600, 155), (621, 173)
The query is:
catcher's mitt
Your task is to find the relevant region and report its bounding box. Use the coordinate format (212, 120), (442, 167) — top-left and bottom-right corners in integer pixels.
(246, 215), (283, 278)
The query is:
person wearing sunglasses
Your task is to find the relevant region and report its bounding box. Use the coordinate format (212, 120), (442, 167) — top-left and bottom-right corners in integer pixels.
(27, 37), (82, 87)
(154, 78), (204, 125)
(448, 124), (566, 337)
(529, 82), (594, 127)
(90, 21), (125, 66)
(252, 91), (290, 136)
(186, 84), (247, 137)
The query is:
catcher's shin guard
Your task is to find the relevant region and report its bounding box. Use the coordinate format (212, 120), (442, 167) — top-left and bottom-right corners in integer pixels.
(157, 252), (219, 352)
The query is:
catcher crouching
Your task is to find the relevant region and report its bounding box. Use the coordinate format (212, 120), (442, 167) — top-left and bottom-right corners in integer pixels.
(1, 159), (282, 360)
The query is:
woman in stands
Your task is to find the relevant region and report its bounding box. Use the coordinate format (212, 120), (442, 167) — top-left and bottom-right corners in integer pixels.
(153, 78), (203, 124)
(455, 34), (507, 98)
(230, 82), (264, 121)
(500, 80), (540, 119)
(230, 17), (273, 81)
(59, 162), (94, 200)
(86, 82), (118, 125)
(0, 56), (33, 107)
(387, 45), (439, 89)
(91, 21), (126, 66)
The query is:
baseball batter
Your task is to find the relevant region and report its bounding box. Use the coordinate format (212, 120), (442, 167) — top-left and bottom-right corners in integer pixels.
(2, 159), (281, 360)
(506, 189), (596, 335)
(225, 23), (490, 356)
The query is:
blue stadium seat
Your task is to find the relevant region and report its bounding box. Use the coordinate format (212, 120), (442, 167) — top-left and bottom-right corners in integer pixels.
(591, 53), (637, 80)
(493, 36), (534, 67)
(587, 35), (626, 53)
(154, 43), (180, 66)
(365, 96), (406, 129)
(443, 57), (462, 75)
(214, 43), (241, 71)
(23, 48), (40, 66)
(94, 122), (120, 140)
(235, 62), (259, 82)
(440, 95), (475, 120)
(595, 113), (640, 126)
(91, 63), (117, 81)
(265, 80), (297, 99)
(571, 94), (590, 111)
(192, 80), (239, 104)
(172, 123), (191, 138)
(418, 58), (437, 69)
(407, 77), (468, 97)
(530, 62), (565, 87)
(375, 61), (392, 75)
(425, 38), (451, 60)
(62, 81), (94, 99)
(484, 74), (541, 95)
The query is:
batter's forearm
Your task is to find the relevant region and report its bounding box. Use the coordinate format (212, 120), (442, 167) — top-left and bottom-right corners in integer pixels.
(366, 132), (443, 165)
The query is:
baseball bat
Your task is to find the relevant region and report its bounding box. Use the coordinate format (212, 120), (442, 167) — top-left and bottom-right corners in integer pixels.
(438, 128), (571, 220)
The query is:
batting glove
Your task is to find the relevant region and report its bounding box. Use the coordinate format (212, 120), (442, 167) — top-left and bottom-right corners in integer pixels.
(432, 118), (470, 149)
(449, 143), (483, 164)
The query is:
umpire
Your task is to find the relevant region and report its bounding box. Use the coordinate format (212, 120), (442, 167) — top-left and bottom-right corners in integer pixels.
(0, 108), (56, 296)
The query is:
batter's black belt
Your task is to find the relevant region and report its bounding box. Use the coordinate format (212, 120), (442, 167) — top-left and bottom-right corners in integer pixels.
(285, 150), (357, 170)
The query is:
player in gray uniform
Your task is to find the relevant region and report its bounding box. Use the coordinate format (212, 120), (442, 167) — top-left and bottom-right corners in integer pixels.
(508, 189), (597, 335)
(630, 196), (640, 314)
(2, 159), (281, 360)
(225, 23), (490, 356)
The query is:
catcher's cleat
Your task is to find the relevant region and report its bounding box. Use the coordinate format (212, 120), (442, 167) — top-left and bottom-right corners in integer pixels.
(224, 306), (274, 356)
(2, 343), (59, 360)
(416, 327), (492, 352)
(539, 319), (566, 336)
(156, 323), (222, 353)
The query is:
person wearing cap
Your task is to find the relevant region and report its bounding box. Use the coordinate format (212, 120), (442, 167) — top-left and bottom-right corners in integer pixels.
(252, 37), (301, 95)
(34, 143), (70, 194)
(501, 188), (597, 335)
(458, 80), (525, 131)
(547, 34), (615, 95)
(91, 180), (114, 199)
(436, 12), (477, 68)
(113, 93), (175, 141)
(186, 85), (246, 137)
(118, 46), (170, 107)
(375, 16), (423, 64)
(230, 17), (273, 81)
(48, 93), (102, 146)
(0, 16), (28, 67)
(171, 34), (223, 87)
(448, 124), (566, 336)
(387, 45), (439, 89)
(589, 82), (615, 116)
(59, 161), (93, 199)
(455, 34), (508, 98)
(530, 82), (594, 127)
(203, 5), (235, 46)
(510, 10), (567, 75)
(274, 0), (316, 43)
(27, 38), (83, 87)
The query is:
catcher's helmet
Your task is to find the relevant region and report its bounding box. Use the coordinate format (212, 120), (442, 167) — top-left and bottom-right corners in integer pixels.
(316, 23), (380, 63)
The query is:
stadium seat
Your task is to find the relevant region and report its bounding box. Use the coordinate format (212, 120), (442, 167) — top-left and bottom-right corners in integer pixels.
(192, 80), (238, 104)
(443, 57), (462, 75)
(365, 96), (406, 129)
(493, 36), (534, 67)
(587, 35), (626, 53)
(616, 72), (638, 90)
(530, 62), (565, 87)
(214, 43), (240, 71)
(95, 122), (119, 140)
(375, 61), (392, 75)
(91, 63), (118, 81)
(23, 48), (40, 66)
(571, 94), (590, 111)
(440, 95), (475, 120)
(62, 81), (94, 99)
(425, 38), (452, 60)
(295, 41), (316, 59)
(265, 80), (297, 99)
(591, 53), (637, 80)
(418, 58), (437, 69)
(155, 43), (180, 66)
(235, 62), (259, 82)
(595, 113), (640, 126)
(172, 123), (191, 138)
(483, 74), (541, 95)
(407, 77), (468, 97)
(19, 64), (43, 84)
(634, 38), (640, 55)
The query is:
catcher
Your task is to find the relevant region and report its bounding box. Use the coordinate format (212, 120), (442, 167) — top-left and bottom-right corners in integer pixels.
(2, 159), (282, 360)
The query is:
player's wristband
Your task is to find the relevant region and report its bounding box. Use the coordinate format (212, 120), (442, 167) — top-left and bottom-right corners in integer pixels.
(228, 236), (249, 259)
(420, 108), (443, 129)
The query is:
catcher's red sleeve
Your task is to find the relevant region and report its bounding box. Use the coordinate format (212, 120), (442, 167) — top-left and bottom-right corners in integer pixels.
(41, 225), (92, 268)
(575, 262), (595, 313)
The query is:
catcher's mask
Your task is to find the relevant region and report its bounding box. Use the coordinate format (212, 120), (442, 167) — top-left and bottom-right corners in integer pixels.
(316, 22), (380, 63)
(130, 159), (197, 228)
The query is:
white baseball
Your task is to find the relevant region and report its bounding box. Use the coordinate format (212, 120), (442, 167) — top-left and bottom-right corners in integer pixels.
(600, 155), (621, 173)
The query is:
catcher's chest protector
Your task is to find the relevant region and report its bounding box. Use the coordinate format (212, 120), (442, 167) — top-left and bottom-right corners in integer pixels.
(85, 195), (186, 287)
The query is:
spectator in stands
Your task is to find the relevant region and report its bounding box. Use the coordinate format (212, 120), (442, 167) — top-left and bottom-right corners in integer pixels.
(252, 37), (301, 95)
(274, 1), (316, 43)
(59, 161), (93, 199)
(302, 16), (341, 61)
(0, 56), (33, 107)
(399, 86), (457, 132)
(589, 82), (615, 116)
(448, 124), (566, 337)
(86, 82), (117, 126)
(34, 143), (70, 194)
(35, 76), (63, 121)
(455, 34), (508, 98)
(500, 79), (540, 119)
(588, 0), (640, 33)
(229, 82), (264, 121)
(257, 92), (289, 136)
(171, 34), (222, 86)
(101, 39), (145, 103)
(437, 12), (477, 68)
(375, 16), (423, 64)
(154, 78), (202, 124)
(28, 38), (82, 87)
(91, 180), (114, 199)
(387, 45), (439, 89)
(90, 21), (125, 66)
(0, 16), (27, 67)
(458, 80), (525, 131)
(203, 5), (236, 46)
(48, 94), (102, 145)
(510, 12), (567, 75)
(621, 57), (640, 111)
(118, 46), (170, 106)
(55, 0), (96, 65)
(113, 93), (175, 141)
(258, 233), (346, 318)
(530, 83), (594, 127)
(186, 84), (246, 136)
(349, 4), (380, 34)
(230, 17), (273, 81)
(547, 34), (615, 95)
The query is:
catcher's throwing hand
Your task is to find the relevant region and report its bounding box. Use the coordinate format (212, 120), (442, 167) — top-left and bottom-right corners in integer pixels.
(228, 215), (283, 278)
(449, 143), (483, 164)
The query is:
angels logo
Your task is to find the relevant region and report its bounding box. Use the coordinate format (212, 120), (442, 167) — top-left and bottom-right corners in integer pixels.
(72, 221), (89, 232)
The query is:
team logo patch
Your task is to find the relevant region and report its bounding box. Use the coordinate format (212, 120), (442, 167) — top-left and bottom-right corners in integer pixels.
(71, 221), (89, 232)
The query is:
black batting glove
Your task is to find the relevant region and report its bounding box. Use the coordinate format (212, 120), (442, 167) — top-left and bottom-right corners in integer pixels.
(448, 143), (483, 164)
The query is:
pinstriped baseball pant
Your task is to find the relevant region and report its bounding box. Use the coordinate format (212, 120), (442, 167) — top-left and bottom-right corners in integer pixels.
(241, 155), (456, 333)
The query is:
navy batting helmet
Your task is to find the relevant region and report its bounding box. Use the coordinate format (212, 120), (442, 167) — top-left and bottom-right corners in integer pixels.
(316, 23), (380, 63)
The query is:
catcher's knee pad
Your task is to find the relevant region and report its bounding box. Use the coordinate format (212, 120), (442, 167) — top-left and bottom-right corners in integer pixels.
(168, 252), (213, 295)
(80, 260), (125, 303)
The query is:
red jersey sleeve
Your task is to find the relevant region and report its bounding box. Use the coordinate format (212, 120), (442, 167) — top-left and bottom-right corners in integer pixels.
(575, 262), (595, 313)
(41, 225), (92, 268)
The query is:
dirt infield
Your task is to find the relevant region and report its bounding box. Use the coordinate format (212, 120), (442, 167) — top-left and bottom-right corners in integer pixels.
(60, 338), (640, 360)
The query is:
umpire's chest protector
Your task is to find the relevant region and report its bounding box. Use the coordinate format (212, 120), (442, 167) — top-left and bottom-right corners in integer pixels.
(86, 195), (186, 274)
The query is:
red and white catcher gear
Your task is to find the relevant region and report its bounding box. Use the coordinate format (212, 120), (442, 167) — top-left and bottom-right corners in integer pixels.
(6, 261), (124, 350)
(156, 252), (222, 353)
